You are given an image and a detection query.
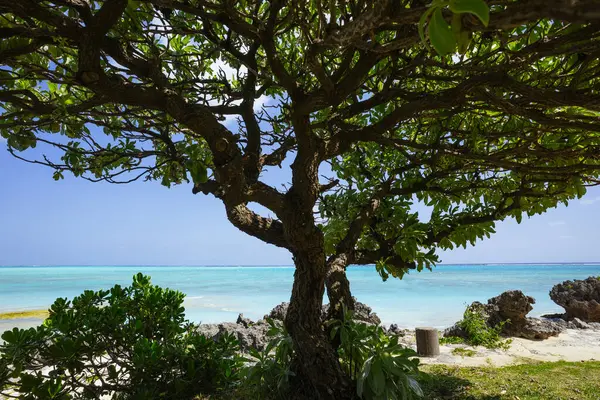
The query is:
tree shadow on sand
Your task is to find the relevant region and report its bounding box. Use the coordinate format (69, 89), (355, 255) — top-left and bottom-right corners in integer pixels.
(420, 372), (502, 400)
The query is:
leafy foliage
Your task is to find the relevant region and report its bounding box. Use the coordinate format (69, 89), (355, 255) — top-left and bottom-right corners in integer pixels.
(0, 274), (243, 399)
(441, 304), (512, 350)
(243, 319), (295, 399)
(1, 1), (599, 276)
(328, 307), (423, 400)
(419, 0), (490, 56)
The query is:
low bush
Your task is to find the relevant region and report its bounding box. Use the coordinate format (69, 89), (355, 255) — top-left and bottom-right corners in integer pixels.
(440, 304), (512, 350)
(0, 273), (244, 399)
(1, 276), (425, 400)
(328, 307), (423, 400)
(243, 319), (295, 399)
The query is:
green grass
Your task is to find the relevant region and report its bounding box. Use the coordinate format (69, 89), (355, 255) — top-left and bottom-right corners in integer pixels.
(451, 347), (477, 357)
(420, 361), (600, 399)
(0, 310), (48, 320)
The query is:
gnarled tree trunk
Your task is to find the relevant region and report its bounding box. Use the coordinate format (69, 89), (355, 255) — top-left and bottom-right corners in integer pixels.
(325, 256), (355, 322)
(285, 251), (354, 400)
(280, 116), (354, 399)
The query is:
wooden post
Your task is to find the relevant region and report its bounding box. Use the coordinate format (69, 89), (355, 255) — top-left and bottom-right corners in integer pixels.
(415, 327), (440, 357)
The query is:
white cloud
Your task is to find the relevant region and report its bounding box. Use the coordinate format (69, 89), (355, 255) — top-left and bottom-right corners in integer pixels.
(151, 17), (169, 46)
(580, 196), (600, 205)
(206, 59), (276, 127)
(548, 220), (566, 227)
(253, 95), (271, 111)
(212, 58), (246, 81)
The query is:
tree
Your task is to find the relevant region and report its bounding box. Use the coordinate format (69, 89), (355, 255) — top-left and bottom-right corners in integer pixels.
(1, 0), (600, 398)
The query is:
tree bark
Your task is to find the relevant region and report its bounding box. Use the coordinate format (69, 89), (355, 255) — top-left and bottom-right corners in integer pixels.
(285, 251), (354, 400)
(415, 327), (440, 357)
(325, 256), (355, 322)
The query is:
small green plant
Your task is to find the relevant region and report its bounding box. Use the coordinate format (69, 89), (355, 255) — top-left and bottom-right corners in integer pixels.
(0, 274), (244, 399)
(243, 319), (295, 399)
(439, 336), (464, 345)
(327, 306), (424, 400)
(441, 304), (512, 350)
(451, 347), (477, 357)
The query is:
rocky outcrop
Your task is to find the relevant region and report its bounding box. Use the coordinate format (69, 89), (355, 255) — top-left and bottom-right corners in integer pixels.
(550, 277), (600, 322)
(196, 316), (273, 352)
(198, 300), (382, 352)
(486, 290), (534, 330)
(387, 323), (410, 337)
(484, 291), (562, 339)
(265, 298), (381, 326)
(519, 318), (565, 340)
(264, 302), (289, 321)
(444, 290), (565, 341)
(321, 300), (382, 326)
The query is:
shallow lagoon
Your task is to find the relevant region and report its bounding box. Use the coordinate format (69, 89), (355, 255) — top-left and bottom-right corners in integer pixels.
(2, 264), (600, 328)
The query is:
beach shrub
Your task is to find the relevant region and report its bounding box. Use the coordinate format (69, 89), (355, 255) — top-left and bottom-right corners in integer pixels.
(441, 305), (512, 350)
(243, 319), (295, 399)
(327, 307), (423, 400)
(451, 347), (477, 357)
(0, 274), (244, 399)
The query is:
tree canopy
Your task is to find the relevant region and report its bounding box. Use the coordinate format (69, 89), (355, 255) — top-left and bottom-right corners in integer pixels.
(2, 0), (600, 398)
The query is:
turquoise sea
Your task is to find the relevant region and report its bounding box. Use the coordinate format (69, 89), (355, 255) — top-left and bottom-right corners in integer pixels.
(1, 264), (600, 331)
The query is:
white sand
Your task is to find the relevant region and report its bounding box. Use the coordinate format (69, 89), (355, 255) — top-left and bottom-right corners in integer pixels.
(2, 320), (600, 369)
(410, 329), (600, 367)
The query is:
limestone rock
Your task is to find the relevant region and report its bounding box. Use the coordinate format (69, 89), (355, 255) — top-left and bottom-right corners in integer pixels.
(264, 302), (289, 321)
(568, 317), (591, 330)
(444, 290), (564, 341)
(343, 300), (382, 326)
(196, 318), (272, 352)
(443, 323), (467, 339)
(266, 298), (382, 325)
(486, 290), (535, 327)
(589, 322), (600, 330)
(550, 277), (600, 322)
(236, 313), (253, 328)
(519, 318), (565, 340)
(387, 323), (406, 336)
(199, 300), (382, 352)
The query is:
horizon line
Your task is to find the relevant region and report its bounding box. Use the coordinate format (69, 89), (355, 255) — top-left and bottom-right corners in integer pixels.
(2, 262), (600, 268)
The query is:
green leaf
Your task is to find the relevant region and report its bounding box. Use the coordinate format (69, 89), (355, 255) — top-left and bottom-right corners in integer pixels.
(429, 8), (456, 56)
(369, 359), (385, 396)
(407, 375), (424, 397)
(449, 0), (490, 27)
(188, 162), (208, 184)
(418, 6), (437, 47)
(515, 213), (522, 224)
(357, 356), (373, 397)
(452, 13), (471, 53)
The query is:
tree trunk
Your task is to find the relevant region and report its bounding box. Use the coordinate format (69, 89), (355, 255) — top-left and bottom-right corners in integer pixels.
(325, 256), (355, 322)
(415, 327), (440, 356)
(285, 251), (354, 400)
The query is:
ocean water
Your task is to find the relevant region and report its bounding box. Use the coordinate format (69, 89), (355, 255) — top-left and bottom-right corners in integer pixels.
(1, 264), (600, 329)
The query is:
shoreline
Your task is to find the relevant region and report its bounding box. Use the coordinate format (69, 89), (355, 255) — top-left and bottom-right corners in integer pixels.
(0, 310), (49, 320)
(2, 313), (600, 368)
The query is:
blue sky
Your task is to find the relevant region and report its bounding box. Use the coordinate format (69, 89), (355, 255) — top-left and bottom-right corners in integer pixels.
(1, 133), (600, 266)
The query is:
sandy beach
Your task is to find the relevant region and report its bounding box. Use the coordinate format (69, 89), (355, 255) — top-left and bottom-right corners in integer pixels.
(389, 328), (600, 366)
